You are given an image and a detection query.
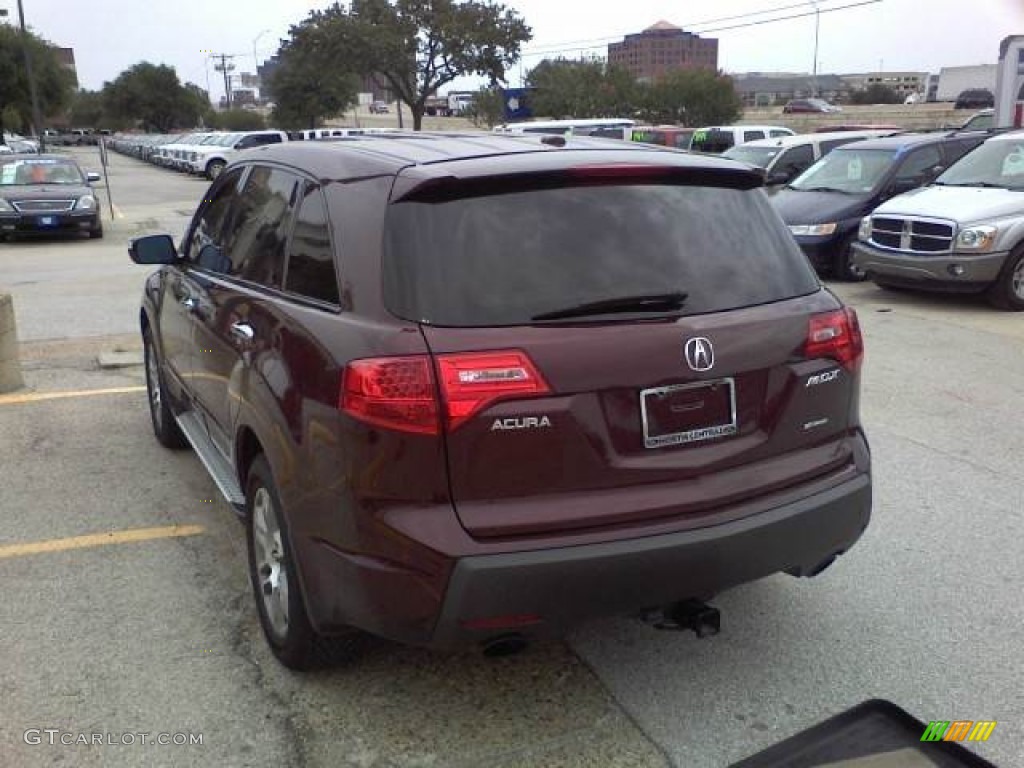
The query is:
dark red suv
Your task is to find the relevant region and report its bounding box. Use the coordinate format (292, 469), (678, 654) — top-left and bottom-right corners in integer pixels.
(130, 133), (871, 668)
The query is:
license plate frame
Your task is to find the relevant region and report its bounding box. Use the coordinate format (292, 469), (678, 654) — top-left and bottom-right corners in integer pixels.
(640, 377), (738, 449)
(37, 215), (57, 228)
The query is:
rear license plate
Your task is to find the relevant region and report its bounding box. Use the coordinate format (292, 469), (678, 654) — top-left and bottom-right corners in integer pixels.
(37, 216), (57, 228)
(640, 378), (737, 449)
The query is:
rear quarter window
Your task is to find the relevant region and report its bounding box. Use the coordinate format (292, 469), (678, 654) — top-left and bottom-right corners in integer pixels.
(383, 182), (819, 326)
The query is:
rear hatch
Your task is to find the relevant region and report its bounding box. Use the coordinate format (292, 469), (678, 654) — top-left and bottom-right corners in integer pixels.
(382, 161), (864, 538)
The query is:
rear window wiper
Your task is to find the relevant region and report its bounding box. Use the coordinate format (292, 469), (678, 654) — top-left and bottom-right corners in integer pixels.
(532, 292), (688, 322)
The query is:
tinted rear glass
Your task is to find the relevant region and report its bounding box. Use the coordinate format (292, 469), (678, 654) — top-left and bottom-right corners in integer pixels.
(383, 183), (819, 326)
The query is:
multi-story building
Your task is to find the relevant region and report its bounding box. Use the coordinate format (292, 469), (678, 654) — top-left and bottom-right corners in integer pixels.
(733, 73), (846, 107)
(935, 64), (998, 102)
(607, 21), (718, 82)
(841, 71), (928, 99)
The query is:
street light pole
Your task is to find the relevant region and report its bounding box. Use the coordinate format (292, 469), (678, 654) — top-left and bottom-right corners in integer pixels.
(809, 0), (820, 98)
(253, 29), (271, 103)
(16, 0), (46, 152)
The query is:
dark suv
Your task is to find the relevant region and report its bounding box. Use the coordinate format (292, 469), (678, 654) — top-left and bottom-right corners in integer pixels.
(771, 131), (988, 280)
(130, 134), (871, 668)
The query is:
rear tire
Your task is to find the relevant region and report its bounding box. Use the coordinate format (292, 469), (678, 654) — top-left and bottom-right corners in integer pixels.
(834, 234), (868, 282)
(143, 327), (188, 450)
(986, 246), (1024, 311)
(246, 455), (320, 670)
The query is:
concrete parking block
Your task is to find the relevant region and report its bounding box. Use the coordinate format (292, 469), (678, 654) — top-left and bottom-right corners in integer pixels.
(98, 350), (144, 369)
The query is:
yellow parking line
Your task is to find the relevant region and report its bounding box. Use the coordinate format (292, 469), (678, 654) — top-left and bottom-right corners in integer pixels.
(0, 386), (145, 406)
(0, 525), (205, 560)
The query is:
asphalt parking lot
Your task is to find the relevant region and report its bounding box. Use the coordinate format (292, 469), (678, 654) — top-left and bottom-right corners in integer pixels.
(0, 147), (1021, 767)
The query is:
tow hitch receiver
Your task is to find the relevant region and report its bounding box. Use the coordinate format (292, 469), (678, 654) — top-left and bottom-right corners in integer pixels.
(642, 599), (721, 638)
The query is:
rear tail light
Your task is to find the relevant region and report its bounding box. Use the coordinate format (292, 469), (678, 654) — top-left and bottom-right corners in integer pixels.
(805, 308), (864, 371)
(341, 357), (439, 435)
(436, 351), (551, 431)
(341, 350), (549, 434)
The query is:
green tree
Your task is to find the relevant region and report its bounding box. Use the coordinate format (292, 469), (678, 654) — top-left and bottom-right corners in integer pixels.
(305, 0), (531, 130)
(102, 62), (206, 132)
(0, 24), (75, 138)
(849, 83), (900, 105)
(525, 59), (637, 120)
(68, 89), (107, 128)
(639, 69), (742, 127)
(208, 109), (267, 131)
(465, 86), (505, 127)
(266, 21), (359, 130)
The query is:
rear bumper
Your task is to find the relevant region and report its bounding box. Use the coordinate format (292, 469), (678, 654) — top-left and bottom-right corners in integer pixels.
(427, 470), (870, 648)
(852, 241), (1008, 289)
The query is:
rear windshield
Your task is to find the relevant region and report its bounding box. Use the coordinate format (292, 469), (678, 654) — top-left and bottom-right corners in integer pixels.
(383, 183), (819, 326)
(690, 130), (735, 154)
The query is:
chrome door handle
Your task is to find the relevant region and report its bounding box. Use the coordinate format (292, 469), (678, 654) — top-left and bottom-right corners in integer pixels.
(230, 322), (254, 342)
(181, 296), (197, 311)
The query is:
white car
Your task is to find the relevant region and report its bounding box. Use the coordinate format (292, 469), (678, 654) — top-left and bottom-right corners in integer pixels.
(187, 131), (289, 179)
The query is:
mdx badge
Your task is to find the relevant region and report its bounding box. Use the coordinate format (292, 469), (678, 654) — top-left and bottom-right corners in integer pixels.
(684, 337), (715, 372)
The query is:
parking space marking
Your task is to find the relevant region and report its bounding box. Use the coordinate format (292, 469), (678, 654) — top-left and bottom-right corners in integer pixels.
(0, 525), (205, 560)
(112, 203), (125, 219)
(0, 386), (146, 406)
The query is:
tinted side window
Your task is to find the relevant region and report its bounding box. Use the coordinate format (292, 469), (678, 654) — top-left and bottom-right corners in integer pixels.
(743, 130), (766, 142)
(236, 134), (283, 150)
(819, 138), (856, 155)
(894, 145), (943, 182)
(776, 144), (815, 175)
(220, 166), (298, 287)
(186, 168), (245, 266)
(769, 129), (791, 138)
(285, 184), (339, 305)
(944, 138), (984, 165)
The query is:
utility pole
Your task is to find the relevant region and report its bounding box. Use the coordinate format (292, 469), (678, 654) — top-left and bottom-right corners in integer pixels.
(212, 54), (236, 110)
(16, 0), (46, 151)
(808, 0), (820, 98)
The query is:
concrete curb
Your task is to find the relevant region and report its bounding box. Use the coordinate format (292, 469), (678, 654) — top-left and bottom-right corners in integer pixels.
(0, 293), (25, 393)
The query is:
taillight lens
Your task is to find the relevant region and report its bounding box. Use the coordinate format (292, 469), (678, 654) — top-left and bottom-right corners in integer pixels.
(341, 357), (439, 434)
(805, 308), (864, 371)
(340, 350), (550, 434)
(436, 350), (551, 430)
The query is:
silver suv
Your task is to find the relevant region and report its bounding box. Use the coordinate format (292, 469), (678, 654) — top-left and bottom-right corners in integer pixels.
(852, 130), (1024, 310)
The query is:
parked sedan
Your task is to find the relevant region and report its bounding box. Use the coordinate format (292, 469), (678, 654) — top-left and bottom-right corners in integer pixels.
(0, 155), (103, 239)
(783, 98), (842, 114)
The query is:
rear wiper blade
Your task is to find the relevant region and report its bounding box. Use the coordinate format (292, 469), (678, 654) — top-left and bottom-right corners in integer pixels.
(532, 292), (688, 322)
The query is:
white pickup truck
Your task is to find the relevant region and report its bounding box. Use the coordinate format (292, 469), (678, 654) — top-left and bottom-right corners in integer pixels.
(852, 130), (1024, 310)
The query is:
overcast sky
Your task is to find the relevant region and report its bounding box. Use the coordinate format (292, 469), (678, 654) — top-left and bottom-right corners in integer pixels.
(15, 0), (1024, 100)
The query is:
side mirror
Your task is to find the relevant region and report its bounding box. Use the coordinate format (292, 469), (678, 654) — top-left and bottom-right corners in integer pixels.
(129, 234), (178, 265)
(86, 172), (101, 183)
(765, 170), (792, 185)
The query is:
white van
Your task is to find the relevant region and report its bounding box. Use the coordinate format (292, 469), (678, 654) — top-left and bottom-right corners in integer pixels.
(492, 118), (636, 137)
(723, 129), (902, 190)
(688, 125), (795, 154)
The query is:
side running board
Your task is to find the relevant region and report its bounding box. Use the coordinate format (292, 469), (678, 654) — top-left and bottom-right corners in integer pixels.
(174, 410), (246, 516)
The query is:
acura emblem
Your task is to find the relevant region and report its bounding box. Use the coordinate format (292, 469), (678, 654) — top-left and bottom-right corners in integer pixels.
(684, 337), (714, 372)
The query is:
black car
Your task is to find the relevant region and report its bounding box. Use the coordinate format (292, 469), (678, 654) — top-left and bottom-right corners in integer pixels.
(771, 132), (987, 280)
(0, 155), (103, 239)
(954, 89), (995, 110)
